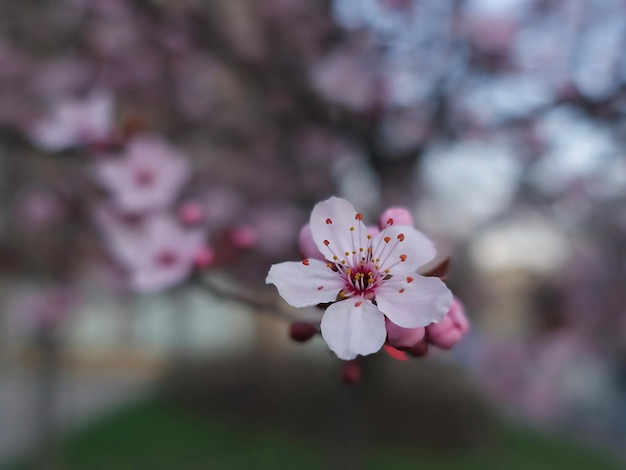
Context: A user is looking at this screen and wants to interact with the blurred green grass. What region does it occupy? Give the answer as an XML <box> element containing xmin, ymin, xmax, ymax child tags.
<box><xmin>6</xmin><ymin>397</ymin><xmax>622</xmax><ymax>470</ymax></box>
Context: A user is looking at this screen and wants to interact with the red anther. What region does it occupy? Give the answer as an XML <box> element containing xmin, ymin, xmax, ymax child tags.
<box><xmin>398</xmin><ymin>288</ymin><xmax>405</xmax><ymax>293</ymax></box>
<box><xmin>407</xmin><ymin>339</ymin><xmax>429</xmax><ymax>357</ymax></box>
<box><xmin>399</xmin><ymin>254</ymin><xmax>407</xmax><ymax>262</ymax></box>
<box><xmin>354</xmin><ymin>301</ymin><xmax>362</xmax><ymax>307</ymax></box>
<box><xmin>326</xmin><ymin>218</ymin><xmax>333</xmax><ymax>225</ymax></box>
<box><xmin>289</xmin><ymin>322</ymin><xmax>318</xmax><ymax>343</ymax></box>
<box><xmin>302</xmin><ymin>259</ymin><xmax>310</xmax><ymax>265</ymax></box>
<box><xmin>386</xmin><ymin>218</ymin><xmax>394</xmax><ymax>226</ymax></box>
<box><xmin>384</xmin><ymin>236</ymin><xmax>391</xmax><ymax>243</ymax></box>
<box><xmin>323</xmin><ymin>240</ymin><xmax>330</xmax><ymax>246</ymax></box>
<box><xmin>355</xmin><ymin>213</ymin><xmax>363</xmax><ymax>220</ymax></box>
<box><xmin>397</xmin><ymin>233</ymin><xmax>405</xmax><ymax>241</ymax></box>
<box><xmin>341</xmin><ymin>360</ymin><xmax>361</xmax><ymax>385</ymax></box>
<box><xmin>406</xmin><ymin>276</ymin><xmax>414</xmax><ymax>283</ymax></box>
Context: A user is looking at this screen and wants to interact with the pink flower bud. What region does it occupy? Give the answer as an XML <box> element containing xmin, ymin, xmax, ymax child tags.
<box><xmin>298</xmin><ymin>224</ymin><xmax>325</xmax><ymax>260</ymax></box>
<box><xmin>289</xmin><ymin>322</ymin><xmax>318</xmax><ymax>342</ymax></box>
<box><xmin>230</xmin><ymin>226</ymin><xmax>256</xmax><ymax>248</ymax></box>
<box><xmin>341</xmin><ymin>360</ymin><xmax>361</xmax><ymax>384</ymax></box>
<box><xmin>378</xmin><ymin>207</ymin><xmax>414</xmax><ymax>229</ymax></box>
<box><xmin>178</xmin><ymin>201</ymin><xmax>205</xmax><ymax>225</ymax></box>
<box><xmin>385</xmin><ymin>317</ymin><xmax>425</xmax><ymax>348</ymax></box>
<box><xmin>194</xmin><ymin>246</ymin><xmax>215</xmax><ymax>269</ymax></box>
<box><xmin>367</xmin><ymin>225</ymin><xmax>380</xmax><ymax>238</ymax></box>
<box><xmin>426</xmin><ymin>297</ymin><xmax>469</xmax><ymax>349</ymax></box>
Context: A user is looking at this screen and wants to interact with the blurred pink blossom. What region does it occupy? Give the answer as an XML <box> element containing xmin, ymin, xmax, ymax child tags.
<box><xmin>310</xmin><ymin>45</ymin><xmax>379</xmax><ymax>111</ymax></box>
<box><xmin>96</xmin><ymin>208</ymin><xmax>206</xmax><ymax>292</ymax></box>
<box><xmin>27</xmin><ymin>90</ymin><xmax>114</xmax><ymax>152</ymax></box>
<box><xmin>267</xmin><ymin>197</ymin><xmax>451</xmax><ymax>360</ymax></box>
<box><xmin>94</xmin><ymin>136</ymin><xmax>191</xmax><ymax>214</ymax></box>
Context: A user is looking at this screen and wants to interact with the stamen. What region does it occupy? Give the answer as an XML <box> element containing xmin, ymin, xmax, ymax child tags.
<box><xmin>406</xmin><ymin>276</ymin><xmax>414</xmax><ymax>283</ymax></box>
<box><xmin>399</xmin><ymin>254</ymin><xmax>407</xmax><ymax>262</ymax></box>
<box><xmin>387</xmin><ymin>218</ymin><xmax>394</xmax><ymax>226</ymax></box>
<box><xmin>326</xmin><ymin>218</ymin><xmax>332</xmax><ymax>224</ymax></box>
<box><xmin>397</xmin><ymin>233</ymin><xmax>405</xmax><ymax>241</ymax></box>
<box><xmin>355</xmin><ymin>213</ymin><xmax>363</xmax><ymax>220</ymax></box>
<box><xmin>384</xmin><ymin>236</ymin><xmax>391</xmax><ymax>243</ymax></box>
<box><xmin>317</xmin><ymin>286</ymin><xmax>324</xmax><ymax>290</ymax></box>
<box><xmin>355</xmin><ymin>301</ymin><xmax>362</xmax><ymax>307</ymax></box>
<box><xmin>302</xmin><ymin>259</ymin><xmax>310</xmax><ymax>265</ymax></box>
<box><xmin>399</xmin><ymin>288</ymin><xmax>405</xmax><ymax>293</ymax></box>
<box><xmin>324</xmin><ymin>240</ymin><xmax>330</xmax><ymax>246</ymax></box>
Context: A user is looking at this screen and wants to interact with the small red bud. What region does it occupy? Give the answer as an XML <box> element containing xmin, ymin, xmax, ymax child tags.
<box><xmin>289</xmin><ymin>322</ymin><xmax>317</xmax><ymax>342</ymax></box>
<box><xmin>194</xmin><ymin>247</ymin><xmax>215</xmax><ymax>269</ymax></box>
<box><xmin>341</xmin><ymin>360</ymin><xmax>361</xmax><ymax>384</ymax></box>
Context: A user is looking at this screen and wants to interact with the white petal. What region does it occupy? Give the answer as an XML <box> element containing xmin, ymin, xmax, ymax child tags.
<box><xmin>266</xmin><ymin>259</ymin><xmax>344</xmax><ymax>308</ymax></box>
<box><xmin>371</xmin><ymin>225</ymin><xmax>436</xmax><ymax>275</ymax></box>
<box><xmin>309</xmin><ymin>197</ymin><xmax>369</xmax><ymax>265</ymax></box>
<box><xmin>375</xmin><ymin>275</ymin><xmax>451</xmax><ymax>328</ymax></box>
<box><xmin>321</xmin><ymin>299</ymin><xmax>386</xmax><ymax>360</ymax></box>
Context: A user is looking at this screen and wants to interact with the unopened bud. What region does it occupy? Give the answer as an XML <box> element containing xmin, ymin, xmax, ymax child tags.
<box><xmin>194</xmin><ymin>246</ymin><xmax>215</xmax><ymax>269</ymax></box>
<box><xmin>289</xmin><ymin>322</ymin><xmax>318</xmax><ymax>343</ymax></box>
<box><xmin>341</xmin><ymin>360</ymin><xmax>361</xmax><ymax>384</ymax></box>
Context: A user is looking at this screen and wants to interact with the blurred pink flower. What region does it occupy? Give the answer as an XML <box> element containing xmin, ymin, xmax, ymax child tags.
<box><xmin>426</xmin><ymin>297</ymin><xmax>469</xmax><ymax>349</ymax></box>
<box><xmin>267</xmin><ymin>197</ymin><xmax>451</xmax><ymax>360</ymax></box>
<box><xmin>94</xmin><ymin>136</ymin><xmax>191</xmax><ymax>214</ymax></box>
<box><xmin>96</xmin><ymin>208</ymin><xmax>206</xmax><ymax>292</ymax></box>
<box><xmin>310</xmin><ymin>46</ymin><xmax>379</xmax><ymax>111</ymax></box>
<box><xmin>27</xmin><ymin>90</ymin><xmax>113</xmax><ymax>152</ymax></box>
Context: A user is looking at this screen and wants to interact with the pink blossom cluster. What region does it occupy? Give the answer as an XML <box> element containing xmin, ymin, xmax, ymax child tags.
<box><xmin>267</xmin><ymin>197</ymin><xmax>469</xmax><ymax>371</ymax></box>
<box><xmin>92</xmin><ymin>132</ymin><xmax>214</xmax><ymax>293</ymax></box>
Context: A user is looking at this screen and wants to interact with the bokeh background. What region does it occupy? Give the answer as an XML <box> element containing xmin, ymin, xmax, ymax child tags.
<box><xmin>1</xmin><ymin>0</ymin><xmax>626</xmax><ymax>468</ymax></box>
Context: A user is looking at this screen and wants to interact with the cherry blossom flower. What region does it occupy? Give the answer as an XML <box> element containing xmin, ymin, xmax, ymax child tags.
<box><xmin>96</xmin><ymin>208</ymin><xmax>206</xmax><ymax>292</ymax></box>
<box><xmin>94</xmin><ymin>136</ymin><xmax>191</xmax><ymax>214</ymax></box>
<box><xmin>27</xmin><ymin>90</ymin><xmax>113</xmax><ymax>152</ymax></box>
<box><xmin>267</xmin><ymin>197</ymin><xmax>452</xmax><ymax>360</ymax></box>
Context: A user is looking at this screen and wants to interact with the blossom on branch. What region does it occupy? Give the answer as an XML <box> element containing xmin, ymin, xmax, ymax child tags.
<box><xmin>96</xmin><ymin>208</ymin><xmax>207</xmax><ymax>293</ymax></box>
<box><xmin>267</xmin><ymin>196</ymin><xmax>452</xmax><ymax>360</ymax></box>
<box><xmin>94</xmin><ymin>136</ymin><xmax>191</xmax><ymax>214</ymax></box>
<box><xmin>27</xmin><ymin>90</ymin><xmax>113</xmax><ymax>152</ymax></box>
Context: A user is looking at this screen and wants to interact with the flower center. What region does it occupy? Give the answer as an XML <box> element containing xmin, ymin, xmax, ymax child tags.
<box><xmin>135</xmin><ymin>168</ymin><xmax>155</xmax><ymax>187</ymax></box>
<box><xmin>155</xmin><ymin>249</ymin><xmax>178</xmax><ymax>267</ymax></box>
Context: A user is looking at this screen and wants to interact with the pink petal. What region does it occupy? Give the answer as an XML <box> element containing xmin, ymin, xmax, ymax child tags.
<box><xmin>266</xmin><ymin>259</ymin><xmax>344</xmax><ymax>308</ymax></box>
<box><xmin>298</xmin><ymin>224</ymin><xmax>325</xmax><ymax>260</ymax></box>
<box><xmin>378</xmin><ymin>207</ymin><xmax>414</xmax><ymax>229</ymax></box>
<box><xmin>385</xmin><ymin>317</ymin><xmax>425</xmax><ymax>348</ymax></box>
<box><xmin>320</xmin><ymin>299</ymin><xmax>386</xmax><ymax>360</ymax></box>
<box><xmin>371</xmin><ymin>225</ymin><xmax>436</xmax><ymax>275</ymax></box>
<box><xmin>309</xmin><ymin>197</ymin><xmax>369</xmax><ymax>264</ymax></box>
<box><xmin>376</xmin><ymin>275</ymin><xmax>452</xmax><ymax>328</ymax></box>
